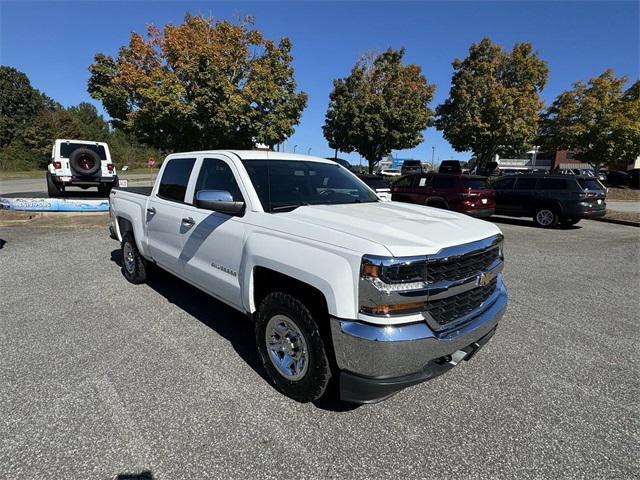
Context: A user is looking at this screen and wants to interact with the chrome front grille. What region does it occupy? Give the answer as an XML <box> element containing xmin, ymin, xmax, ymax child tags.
<box><xmin>425</xmin><ymin>277</ymin><xmax>498</xmax><ymax>328</ymax></box>
<box><xmin>427</xmin><ymin>245</ymin><xmax>500</xmax><ymax>284</ymax></box>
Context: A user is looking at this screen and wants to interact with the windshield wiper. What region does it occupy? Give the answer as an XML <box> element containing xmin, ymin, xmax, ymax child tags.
<box><xmin>271</xmin><ymin>202</ymin><xmax>311</xmax><ymax>212</ymax></box>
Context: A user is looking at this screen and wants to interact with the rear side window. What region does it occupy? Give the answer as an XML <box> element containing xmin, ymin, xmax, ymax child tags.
<box><xmin>393</xmin><ymin>176</ymin><xmax>414</xmax><ymax>188</ymax></box>
<box><xmin>492</xmin><ymin>178</ymin><xmax>515</xmax><ymax>190</ymax></box>
<box><xmin>514</xmin><ymin>178</ymin><xmax>537</xmax><ymax>190</ymax></box>
<box><xmin>462</xmin><ymin>179</ymin><xmax>488</xmax><ymax>189</ymax></box>
<box><xmin>59</xmin><ymin>142</ymin><xmax>107</xmax><ymax>160</ymax></box>
<box><xmin>538</xmin><ymin>178</ymin><xmax>568</xmax><ymax>190</ymax></box>
<box><xmin>195</xmin><ymin>159</ymin><xmax>244</xmax><ymax>202</ymax></box>
<box><xmin>578</xmin><ymin>179</ymin><xmax>604</xmax><ymax>191</ymax></box>
<box><xmin>432</xmin><ymin>176</ymin><xmax>455</xmax><ymax>189</ymax></box>
<box><xmin>158</xmin><ymin>158</ymin><xmax>196</xmax><ymax>202</ymax></box>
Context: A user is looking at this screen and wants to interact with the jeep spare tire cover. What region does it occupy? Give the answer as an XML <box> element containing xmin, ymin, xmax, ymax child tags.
<box><xmin>69</xmin><ymin>147</ymin><xmax>101</xmax><ymax>176</ymax></box>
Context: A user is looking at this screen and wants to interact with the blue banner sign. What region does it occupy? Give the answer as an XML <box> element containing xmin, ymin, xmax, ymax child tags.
<box><xmin>0</xmin><ymin>196</ymin><xmax>109</xmax><ymax>212</ymax></box>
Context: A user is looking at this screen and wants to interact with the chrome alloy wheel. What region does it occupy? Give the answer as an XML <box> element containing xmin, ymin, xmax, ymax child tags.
<box><xmin>123</xmin><ymin>242</ymin><xmax>135</xmax><ymax>274</ymax></box>
<box><xmin>265</xmin><ymin>314</ymin><xmax>309</xmax><ymax>380</ymax></box>
<box><xmin>536</xmin><ymin>209</ymin><xmax>555</xmax><ymax>226</ymax></box>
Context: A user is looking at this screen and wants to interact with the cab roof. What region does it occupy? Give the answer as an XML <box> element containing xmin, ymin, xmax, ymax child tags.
<box><xmin>167</xmin><ymin>150</ymin><xmax>334</xmax><ymax>164</ymax></box>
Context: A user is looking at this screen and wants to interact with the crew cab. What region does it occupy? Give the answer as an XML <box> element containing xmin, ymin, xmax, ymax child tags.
<box><xmin>47</xmin><ymin>139</ymin><xmax>117</xmax><ymax>197</ymax></box>
<box><xmin>109</xmin><ymin>151</ymin><xmax>507</xmax><ymax>404</ymax></box>
<box><xmin>391</xmin><ymin>173</ymin><xmax>495</xmax><ymax>218</ymax></box>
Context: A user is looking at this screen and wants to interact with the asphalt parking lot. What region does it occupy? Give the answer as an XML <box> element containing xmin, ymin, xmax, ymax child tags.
<box><xmin>1</xmin><ymin>217</ymin><xmax>638</xmax><ymax>479</ymax></box>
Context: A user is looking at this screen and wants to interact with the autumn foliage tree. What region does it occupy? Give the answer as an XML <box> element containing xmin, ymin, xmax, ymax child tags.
<box><xmin>538</xmin><ymin>69</ymin><xmax>640</xmax><ymax>172</ymax></box>
<box><xmin>436</xmin><ymin>38</ymin><xmax>548</xmax><ymax>168</ymax></box>
<box><xmin>88</xmin><ymin>13</ymin><xmax>307</xmax><ymax>151</ymax></box>
<box><xmin>323</xmin><ymin>49</ymin><xmax>435</xmax><ymax>173</ymax></box>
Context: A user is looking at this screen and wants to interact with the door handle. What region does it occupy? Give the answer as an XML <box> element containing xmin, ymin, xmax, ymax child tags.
<box><xmin>146</xmin><ymin>207</ymin><xmax>156</xmax><ymax>214</ymax></box>
<box><xmin>181</xmin><ymin>217</ymin><xmax>195</xmax><ymax>227</ymax></box>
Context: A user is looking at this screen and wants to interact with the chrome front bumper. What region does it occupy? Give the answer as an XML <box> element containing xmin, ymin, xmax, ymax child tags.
<box><xmin>330</xmin><ymin>276</ymin><xmax>507</xmax><ymax>379</ymax></box>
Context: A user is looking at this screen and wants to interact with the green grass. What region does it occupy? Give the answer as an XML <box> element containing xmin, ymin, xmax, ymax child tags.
<box><xmin>0</xmin><ymin>167</ymin><xmax>159</xmax><ymax>180</ymax></box>
<box><xmin>0</xmin><ymin>170</ymin><xmax>44</xmax><ymax>180</ymax></box>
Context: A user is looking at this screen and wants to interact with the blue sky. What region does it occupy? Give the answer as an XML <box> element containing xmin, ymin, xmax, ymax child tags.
<box><xmin>1</xmin><ymin>1</ymin><xmax>638</xmax><ymax>164</ymax></box>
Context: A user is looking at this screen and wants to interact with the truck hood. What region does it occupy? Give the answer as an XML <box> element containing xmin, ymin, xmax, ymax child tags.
<box><xmin>285</xmin><ymin>201</ymin><xmax>502</xmax><ymax>257</ymax></box>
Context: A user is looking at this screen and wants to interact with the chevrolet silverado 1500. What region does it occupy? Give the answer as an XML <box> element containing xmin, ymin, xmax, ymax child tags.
<box><xmin>109</xmin><ymin>151</ymin><xmax>507</xmax><ymax>403</ymax></box>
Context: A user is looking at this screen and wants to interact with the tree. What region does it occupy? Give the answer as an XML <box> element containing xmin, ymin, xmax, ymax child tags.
<box><xmin>435</xmin><ymin>38</ymin><xmax>548</xmax><ymax>167</ymax></box>
<box><xmin>0</xmin><ymin>66</ymin><xmax>55</xmax><ymax>147</ymax></box>
<box><xmin>67</xmin><ymin>102</ymin><xmax>110</xmax><ymax>141</ymax></box>
<box><xmin>539</xmin><ymin>70</ymin><xmax>640</xmax><ymax>172</ymax></box>
<box><xmin>323</xmin><ymin>49</ymin><xmax>435</xmax><ymax>173</ymax></box>
<box><xmin>88</xmin><ymin>13</ymin><xmax>307</xmax><ymax>151</ymax></box>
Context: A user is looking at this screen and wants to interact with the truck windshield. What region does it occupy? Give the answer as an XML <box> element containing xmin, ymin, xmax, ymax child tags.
<box><xmin>242</xmin><ymin>160</ymin><xmax>378</xmax><ymax>212</ymax></box>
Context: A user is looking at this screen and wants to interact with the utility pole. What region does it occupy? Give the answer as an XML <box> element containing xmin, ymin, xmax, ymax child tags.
<box><xmin>293</xmin><ymin>145</ymin><xmax>298</xmax><ymax>153</ymax></box>
<box><xmin>308</xmin><ymin>148</ymin><xmax>312</xmax><ymax>155</ymax></box>
<box><xmin>431</xmin><ymin>146</ymin><xmax>435</xmax><ymax>170</ymax></box>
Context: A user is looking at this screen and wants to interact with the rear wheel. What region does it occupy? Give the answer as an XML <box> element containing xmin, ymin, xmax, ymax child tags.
<box><xmin>255</xmin><ymin>292</ymin><xmax>332</xmax><ymax>403</ymax></box>
<box><xmin>533</xmin><ymin>207</ymin><xmax>559</xmax><ymax>228</ymax></box>
<box><xmin>46</xmin><ymin>172</ymin><xmax>62</xmax><ymax>197</ymax></box>
<box><xmin>121</xmin><ymin>232</ymin><xmax>147</xmax><ymax>284</ymax></box>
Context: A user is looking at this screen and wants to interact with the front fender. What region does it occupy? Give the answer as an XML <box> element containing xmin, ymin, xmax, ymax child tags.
<box><xmin>241</xmin><ymin>232</ymin><xmax>361</xmax><ymax>319</ymax></box>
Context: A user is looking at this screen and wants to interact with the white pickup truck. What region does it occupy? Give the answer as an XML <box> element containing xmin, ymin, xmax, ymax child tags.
<box><xmin>109</xmin><ymin>151</ymin><xmax>507</xmax><ymax>404</ymax></box>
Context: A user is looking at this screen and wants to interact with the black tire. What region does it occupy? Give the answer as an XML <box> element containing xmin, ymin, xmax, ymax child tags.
<box><xmin>561</xmin><ymin>217</ymin><xmax>581</xmax><ymax>226</ymax></box>
<box><xmin>46</xmin><ymin>172</ymin><xmax>62</xmax><ymax>197</ymax></box>
<box><xmin>533</xmin><ymin>206</ymin><xmax>560</xmax><ymax>228</ymax></box>
<box><xmin>255</xmin><ymin>292</ymin><xmax>332</xmax><ymax>403</ymax></box>
<box><xmin>121</xmin><ymin>232</ymin><xmax>147</xmax><ymax>284</ymax></box>
<box><xmin>98</xmin><ymin>177</ymin><xmax>116</xmax><ymax>197</ymax></box>
<box><xmin>69</xmin><ymin>147</ymin><xmax>101</xmax><ymax>176</ymax></box>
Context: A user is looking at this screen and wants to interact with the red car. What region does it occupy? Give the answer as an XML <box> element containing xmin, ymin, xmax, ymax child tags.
<box><xmin>391</xmin><ymin>173</ymin><xmax>495</xmax><ymax>218</ymax></box>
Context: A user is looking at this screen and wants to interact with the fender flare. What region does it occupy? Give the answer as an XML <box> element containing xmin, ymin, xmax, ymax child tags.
<box><xmin>241</xmin><ymin>232</ymin><xmax>359</xmax><ymax>319</ymax></box>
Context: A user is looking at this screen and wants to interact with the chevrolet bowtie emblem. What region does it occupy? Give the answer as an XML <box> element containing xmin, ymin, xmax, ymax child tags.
<box><xmin>477</xmin><ymin>270</ymin><xmax>496</xmax><ymax>287</ymax></box>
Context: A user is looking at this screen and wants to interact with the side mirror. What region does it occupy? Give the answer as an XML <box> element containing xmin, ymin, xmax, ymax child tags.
<box><xmin>195</xmin><ymin>190</ymin><xmax>245</xmax><ymax>215</ymax></box>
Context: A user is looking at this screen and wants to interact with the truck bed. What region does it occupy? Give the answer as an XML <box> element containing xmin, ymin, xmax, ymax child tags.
<box><xmin>113</xmin><ymin>186</ymin><xmax>153</xmax><ymax>196</ymax></box>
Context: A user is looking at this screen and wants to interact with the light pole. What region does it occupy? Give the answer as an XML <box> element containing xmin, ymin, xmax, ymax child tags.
<box><xmin>307</xmin><ymin>147</ymin><xmax>312</xmax><ymax>155</ymax></box>
<box><xmin>431</xmin><ymin>146</ymin><xmax>435</xmax><ymax>170</ymax></box>
<box><xmin>293</xmin><ymin>145</ymin><xmax>298</xmax><ymax>153</ymax></box>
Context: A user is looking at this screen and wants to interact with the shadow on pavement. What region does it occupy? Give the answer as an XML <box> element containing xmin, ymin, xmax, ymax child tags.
<box><xmin>110</xmin><ymin>249</ymin><xmax>357</xmax><ymax>412</ymax></box>
<box><xmin>0</xmin><ymin>239</ymin><xmax>5</xmax><ymax>249</ymax></box>
<box><xmin>490</xmin><ymin>215</ymin><xmax>582</xmax><ymax>230</ymax></box>
<box><xmin>115</xmin><ymin>471</ymin><xmax>154</xmax><ymax>480</ymax></box>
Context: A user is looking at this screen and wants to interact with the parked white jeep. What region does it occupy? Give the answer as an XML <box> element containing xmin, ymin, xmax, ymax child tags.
<box><xmin>46</xmin><ymin>139</ymin><xmax>117</xmax><ymax>197</ymax></box>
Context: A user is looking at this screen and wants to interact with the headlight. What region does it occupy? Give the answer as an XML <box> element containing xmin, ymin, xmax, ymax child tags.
<box><xmin>361</xmin><ymin>255</ymin><xmax>429</xmax><ymax>292</ymax></box>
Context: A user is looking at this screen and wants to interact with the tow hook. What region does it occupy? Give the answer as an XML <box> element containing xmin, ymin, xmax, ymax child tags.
<box><xmin>434</xmin><ymin>341</ymin><xmax>482</xmax><ymax>366</ymax></box>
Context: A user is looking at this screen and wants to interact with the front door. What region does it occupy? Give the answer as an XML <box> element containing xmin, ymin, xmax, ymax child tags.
<box><xmin>179</xmin><ymin>157</ymin><xmax>248</xmax><ymax>309</ymax></box>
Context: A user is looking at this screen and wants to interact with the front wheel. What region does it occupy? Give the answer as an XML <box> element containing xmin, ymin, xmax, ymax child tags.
<box><xmin>255</xmin><ymin>292</ymin><xmax>333</xmax><ymax>403</ymax></box>
<box><xmin>534</xmin><ymin>207</ymin><xmax>559</xmax><ymax>228</ymax></box>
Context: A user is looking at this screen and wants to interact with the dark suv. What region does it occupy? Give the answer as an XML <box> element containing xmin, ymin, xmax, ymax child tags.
<box><xmin>401</xmin><ymin>160</ymin><xmax>423</xmax><ymax>175</ymax></box>
<box><xmin>492</xmin><ymin>175</ymin><xmax>606</xmax><ymax>227</ymax></box>
<box><xmin>391</xmin><ymin>173</ymin><xmax>495</xmax><ymax>218</ymax></box>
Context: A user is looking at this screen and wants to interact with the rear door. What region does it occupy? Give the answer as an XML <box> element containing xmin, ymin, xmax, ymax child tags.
<box><xmin>179</xmin><ymin>156</ymin><xmax>248</xmax><ymax>309</ymax></box>
<box><xmin>511</xmin><ymin>177</ymin><xmax>539</xmax><ymax>215</ymax></box>
<box><xmin>492</xmin><ymin>177</ymin><xmax>516</xmax><ymax>214</ymax></box>
<box><xmin>431</xmin><ymin>175</ymin><xmax>455</xmax><ymax>206</ymax></box>
<box><xmin>390</xmin><ymin>175</ymin><xmax>418</xmax><ymax>203</ymax></box>
<box><xmin>146</xmin><ymin>157</ymin><xmax>197</xmax><ymax>274</ymax></box>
